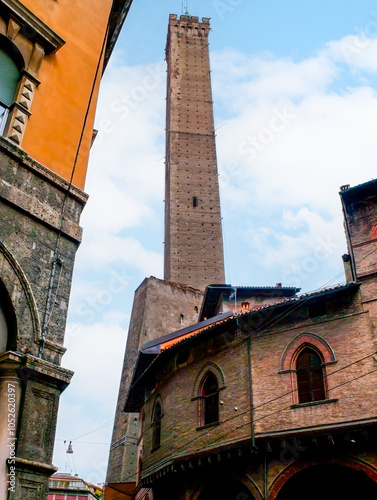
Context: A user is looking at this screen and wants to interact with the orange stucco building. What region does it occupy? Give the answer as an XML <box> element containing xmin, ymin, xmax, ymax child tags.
<box><xmin>0</xmin><ymin>0</ymin><xmax>129</xmax><ymax>189</ymax></box>
<box><xmin>19</xmin><ymin>0</ymin><xmax>113</xmax><ymax>188</ymax></box>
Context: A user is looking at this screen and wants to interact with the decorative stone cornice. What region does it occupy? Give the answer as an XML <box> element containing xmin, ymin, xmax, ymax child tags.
<box><xmin>0</xmin><ymin>136</ymin><xmax>88</xmax><ymax>204</ymax></box>
<box><xmin>24</xmin><ymin>354</ymin><xmax>74</xmax><ymax>390</ymax></box>
<box><xmin>14</xmin><ymin>456</ymin><xmax>57</xmax><ymax>476</ymax></box>
<box><xmin>0</xmin><ymin>0</ymin><xmax>65</xmax><ymax>53</ymax></box>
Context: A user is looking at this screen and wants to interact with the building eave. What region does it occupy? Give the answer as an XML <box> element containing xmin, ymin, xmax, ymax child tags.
<box><xmin>104</xmin><ymin>0</ymin><xmax>133</xmax><ymax>70</ymax></box>
<box><xmin>125</xmin><ymin>282</ymin><xmax>360</xmax><ymax>412</ymax></box>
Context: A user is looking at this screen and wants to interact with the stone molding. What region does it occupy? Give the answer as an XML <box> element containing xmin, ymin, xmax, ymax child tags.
<box><xmin>0</xmin><ymin>136</ymin><xmax>88</xmax><ymax>204</ymax></box>
<box><xmin>0</xmin><ymin>1</ymin><xmax>65</xmax><ymax>144</ymax></box>
<box><xmin>24</xmin><ymin>354</ymin><xmax>73</xmax><ymax>389</ymax></box>
<box><xmin>0</xmin><ymin>176</ymin><xmax>83</xmax><ymax>242</ymax></box>
<box><xmin>0</xmin><ymin>0</ymin><xmax>65</xmax><ymax>53</ymax></box>
<box><xmin>191</xmin><ymin>361</ymin><xmax>226</xmax><ymax>399</ymax></box>
<box><xmin>279</xmin><ymin>332</ymin><xmax>336</xmax><ymax>374</ymax></box>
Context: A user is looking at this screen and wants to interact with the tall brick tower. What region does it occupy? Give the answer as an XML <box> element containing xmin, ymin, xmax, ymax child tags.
<box><xmin>164</xmin><ymin>14</ymin><xmax>225</xmax><ymax>290</ymax></box>
<box><xmin>106</xmin><ymin>14</ymin><xmax>227</xmax><ymax>494</ymax></box>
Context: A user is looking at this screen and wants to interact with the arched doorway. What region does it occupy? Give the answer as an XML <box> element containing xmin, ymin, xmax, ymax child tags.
<box><xmin>198</xmin><ymin>479</ymin><xmax>255</xmax><ymax>500</ymax></box>
<box><xmin>276</xmin><ymin>464</ymin><xmax>377</xmax><ymax>500</ymax></box>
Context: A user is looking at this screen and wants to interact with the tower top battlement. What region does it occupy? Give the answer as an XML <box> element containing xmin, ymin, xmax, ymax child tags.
<box><xmin>169</xmin><ymin>13</ymin><xmax>210</xmax><ymax>24</ymax></box>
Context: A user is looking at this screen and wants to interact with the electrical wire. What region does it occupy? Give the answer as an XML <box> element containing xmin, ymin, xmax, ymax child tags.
<box><xmin>202</xmin><ymin>367</ymin><xmax>377</xmax><ymax>452</ymax></box>
<box><xmin>114</xmin><ymin>354</ymin><xmax>377</xmax><ymax>485</ymax></box>
<box><xmin>144</xmin><ymin>351</ymin><xmax>377</xmax><ymax>460</ymax></box>
<box><xmin>72</xmin><ymin>419</ymin><xmax>115</xmax><ymax>441</ymax></box>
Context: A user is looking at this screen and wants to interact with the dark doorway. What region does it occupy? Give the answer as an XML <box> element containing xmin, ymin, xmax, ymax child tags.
<box><xmin>276</xmin><ymin>464</ymin><xmax>377</xmax><ymax>500</ymax></box>
<box><xmin>198</xmin><ymin>479</ymin><xmax>254</xmax><ymax>500</ymax></box>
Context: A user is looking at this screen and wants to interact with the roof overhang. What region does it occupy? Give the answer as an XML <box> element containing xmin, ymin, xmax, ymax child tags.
<box><xmin>125</xmin><ymin>282</ymin><xmax>360</xmax><ymax>413</ymax></box>
<box><xmin>199</xmin><ymin>284</ymin><xmax>300</xmax><ymax>321</ymax></box>
<box><xmin>105</xmin><ymin>0</ymin><xmax>133</xmax><ymax>69</ymax></box>
<box><xmin>104</xmin><ymin>482</ymin><xmax>136</xmax><ymax>499</ymax></box>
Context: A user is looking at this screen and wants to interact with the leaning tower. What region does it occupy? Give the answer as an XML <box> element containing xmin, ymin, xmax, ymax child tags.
<box><xmin>106</xmin><ymin>13</ymin><xmax>225</xmax><ymax>494</ymax></box>
<box><xmin>164</xmin><ymin>14</ymin><xmax>225</xmax><ymax>290</ymax></box>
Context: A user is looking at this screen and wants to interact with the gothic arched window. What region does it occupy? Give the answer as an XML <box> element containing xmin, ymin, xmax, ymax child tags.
<box><xmin>297</xmin><ymin>348</ymin><xmax>326</xmax><ymax>403</ymax></box>
<box><xmin>201</xmin><ymin>372</ymin><xmax>219</xmax><ymax>426</ymax></box>
<box><xmin>152</xmin><ymin>398</ymin><xmax>163</xmax><ymax>450</ymax></box>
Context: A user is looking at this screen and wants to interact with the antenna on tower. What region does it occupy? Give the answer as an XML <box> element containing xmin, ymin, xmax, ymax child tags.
<box><xmin>182</xmin><ymin>0</ymin><xmax>189</xmax><ymax>14</ymax></box>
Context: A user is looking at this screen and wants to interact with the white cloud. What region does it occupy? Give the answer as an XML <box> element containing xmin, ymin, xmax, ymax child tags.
<box><xmin>212</xmin><ymin>34</ymin><xmax>377</xmax><ymax>288</ymax></box>
<box><xmin>77</xmin><ymin>234</ymin><xmax>162</xmax><ymax>275</ymax></box>
<box><xmin>57</xmin><ymin>31</ymin><xmax>377</xmax><ymax>482</ymax></box>
<box><xmin>326</xmin><ymin>35</ymin><xmax>377</xmax><ymax>72</ymax></box>
<box><xmin>55</xmin><ymin>322</ymin><xmax>128</xmax><ymax>482</ymax></box>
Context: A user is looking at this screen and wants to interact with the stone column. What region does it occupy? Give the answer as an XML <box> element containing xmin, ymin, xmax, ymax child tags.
<box><xmin>0</xmin><ymin>353</ymin><xmax>23</xmax><ymax>500</ymax></box>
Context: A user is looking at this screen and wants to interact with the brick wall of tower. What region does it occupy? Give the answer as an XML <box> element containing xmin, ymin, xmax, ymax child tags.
<box><xmin>164</xmin><ymin>14</ymin><xmax>225</xmax><ymax>291</ymax></box>
<box><xmin>106</xmin><ymin>277</ymin><xmax>203</xmax><ymax>485</ymax></box>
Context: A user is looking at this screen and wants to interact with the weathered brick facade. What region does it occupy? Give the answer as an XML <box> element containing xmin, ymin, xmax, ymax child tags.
<box><xmin>124</xmin><ymin>179</ymin><xmax>377</xmax><ymax>499</ymax></box>
<box><xmin>106</xmin><ymin>278</ymin><xmax>203</xmax><ymax>486</ymax></box>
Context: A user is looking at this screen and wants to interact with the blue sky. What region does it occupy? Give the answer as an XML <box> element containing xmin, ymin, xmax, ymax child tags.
<box><xmin>53</xmin><ymin>1</ymin><xmax>377</xmax><ymax>485</ymax></box>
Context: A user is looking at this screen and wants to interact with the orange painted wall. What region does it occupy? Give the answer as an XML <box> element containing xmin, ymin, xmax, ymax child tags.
<box><xmin>19</xmin><ymin>0</ymin><xmax>113</xmax><ymax>190</ymax></box>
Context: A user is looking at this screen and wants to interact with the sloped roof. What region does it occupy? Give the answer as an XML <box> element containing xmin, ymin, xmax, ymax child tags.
<box><xmin>125</xmin><ymin>281</ymin><xmax>360</xmax><ymax>412</ymax></box>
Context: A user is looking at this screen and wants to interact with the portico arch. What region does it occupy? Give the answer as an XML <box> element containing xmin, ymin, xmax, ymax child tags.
<box><xmin>0</xmin><ymin>241</ymin><xmax>41</xmax><ymax>352</ymax></box>
<box><xmin>270</xmin><ymin>457</ymin><xmax>377</xmax><ymax>500</ymax></box>
<box><xmin>192</xmin><ymin>476</ymin><xmax>260</xmax><ymax>500</ymax></box>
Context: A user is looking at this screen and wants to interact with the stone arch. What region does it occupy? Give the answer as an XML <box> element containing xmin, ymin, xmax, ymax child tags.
<box><xmin>0</xmin><ymin>278</ymin><xmax>17</xmax><ymax>352</ymax></box>
<box><xmin>269</xmin><ymin>456</ymin><xmax>377</xmax><ymax>500</ymax></box>
<box><xmin>192</xmin><ymin>361</ymin><xmax>225</xmax><ymax>399</ymax></box>
<box><xmin>191</xmin><ymin>474</ymin><xmax>262</xmax><ymax>500</ymax></box>
<box><xmin>0</xmin><ymin>241</ymin><xmax>41</xmax><ymax>352</ymax></box>
<box><xmin>0</xmin><ymin>34</ymin><xmax>25</xmax><ymax>71</ymax></box>
<box><xmin>151</xmin><ymin>394</ymin><xmax>164</xmax><ymax>423</ymax></box>
<box><xmin>279</xmin><ymin>332</ymin><xmax>336</xmax><ymax>373</ymax></box>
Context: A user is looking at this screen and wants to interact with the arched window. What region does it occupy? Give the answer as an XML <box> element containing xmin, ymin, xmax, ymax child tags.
<box><xmin>0</xmin><ymin>44</ymin><xmax>21</xmax><ymax>135</ymax></box>
<box><xmin>296</xmin><ymin>348</ymin><xmax>326</xmax><ymax>403</ymax></box>
<box><xmin>152</xmin><ymin>399</ymin><xmax>163</xmax><ymax>449</ymax></box>
<box><xmin>201</xmin><ymin>372</ymin><xmax>219</xmax><ymax>426</ymax></box>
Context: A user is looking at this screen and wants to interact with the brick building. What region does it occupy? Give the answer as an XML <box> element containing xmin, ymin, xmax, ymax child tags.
<box><xmin>0</xmin><ymin>1</ymin><xmax>132</xmax><ymax>499</ymax></box>
<box><xmin>107</xmin><ymin>12</ymin><xmax>377</xmax><ymax>500</ymax></box>
<box><xmin>125</xmin><ymin>179</ymin><xmax>377</xmax><ymax>499</ymax></box>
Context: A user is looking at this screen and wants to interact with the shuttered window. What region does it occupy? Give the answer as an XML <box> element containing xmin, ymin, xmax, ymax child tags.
<box><xmin>0</xmin><ymin>47</ymin><xmax>20</xmax><ymax>108</ymax></box>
